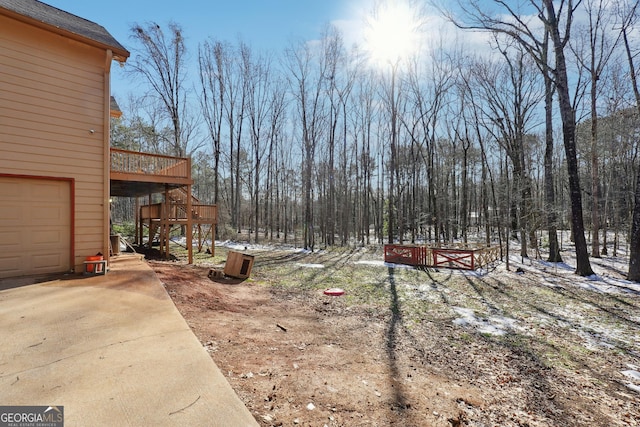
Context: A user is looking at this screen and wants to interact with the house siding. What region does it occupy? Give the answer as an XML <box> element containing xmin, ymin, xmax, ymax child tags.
<box><xmin>0</xmin><ymin>14</ymin><xmax>108</xmax><ymax>273</ymax></box>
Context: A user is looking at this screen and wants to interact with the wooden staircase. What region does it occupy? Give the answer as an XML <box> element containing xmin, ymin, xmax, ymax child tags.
<box><xmin>110</xmin><ymin>148</ymin><xmax>217</xmax><ymax>262</ymax></box>
<box><xmin>142</xmin><ymin>188</ymin><xmax>217</xmax><ymax>256</ymax></box>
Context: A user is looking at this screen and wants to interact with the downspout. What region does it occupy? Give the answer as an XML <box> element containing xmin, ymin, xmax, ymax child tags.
<box><xmin>104</xmin><ymin>49</ymin><xmax>113</xmax><ymax>266</ymax></box>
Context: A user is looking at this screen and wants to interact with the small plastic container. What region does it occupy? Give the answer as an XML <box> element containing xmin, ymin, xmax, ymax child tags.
<box><xmin>85</xmin><ymin>255</ymin><xmax>104</xmax><ymax>273</ymax></box>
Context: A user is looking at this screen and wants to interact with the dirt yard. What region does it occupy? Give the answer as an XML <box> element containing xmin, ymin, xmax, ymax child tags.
<box><xmin>150</xmin><ymin>244</ymin><xmax>640</xmax><ymax>427</ymax></box>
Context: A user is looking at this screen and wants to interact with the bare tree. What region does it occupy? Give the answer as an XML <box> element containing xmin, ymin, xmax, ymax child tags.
<box><xmin>446</xmin><ymin>0</ymin><xmax>594</xmax><ymax>275</ymax></box>
<box><xmin>201</xmin><ymin>40</ymin><xmax>248</xmax><ymax>231</ymax></box>
<box><xmin>245</xmin><ymin>50</ymin><xmax>273</xmax><ymax>243</ymax></box>
<box><xmin>264</xmin><ymin>76</ymin><xmax>288</xmax><ymax>241</ymax></box>
<box><xmin>285</xmin><ymin>39</ymin><xmax>329</xmax><ymax>250</ymax></box>
<box><xmin>543</xmin><ymin>0</ymin><xmax>593</xmax><ymax>274</ymax></box>
<box><xmin>404</xmin><ymin>41</ymin><xmax>457</xmax><ymax>245</ymax></box>
<box><xmin>377</xmin><ymin>60</ymin><xmax>405</xmax><ymax>244</ymax></box>
<box><xmin>571</xmin><ymin>0</ymin><xmax>621</xmax><ymax>257</ymax></box>
<box><xmin>540</xmin><ymin>28</ymin><xmax>563</xmax><ymax>263</ymax></box>
<box><xmin>198</xmin><ymin>40</ymin><xmax>225</xmax><ymax>210</ymax></box>
<box><xmin>470</xmin><ymin>45</ymin><xmax>542</xmax><ymax>258</ymax></box>
<box><xmin>128</xmin><ymin>22</ymin><xmax>190</xmax><ymax>157</ymax></box>
<box><xmin>322</xmin><ymin>26</ymin><xmax>342</xmax><ymax>247</ymax></box>
<box><xmin>335</xmin><ymin>46</ymin><xmax>359</xmax><ymax>246</ymax></box>
<box><xmin>619</xmin><ymin>0</ymin><xmax>640</xmax><ymax>280</ymax></box>
<box><xmin>457</xmin><ymin>62</ymin><xmax>503</xmax><ymax>250</ymax></box>
<box><xmin>352</xmin><ymin>69</ymin><xmax>378</xmax><ymax>245</ymax></box>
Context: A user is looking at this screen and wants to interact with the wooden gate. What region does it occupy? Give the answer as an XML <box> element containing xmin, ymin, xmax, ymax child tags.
<box><xmin>384</xmin><ymin>244</ymin><xmax>500</xmax><ymax>270</ymax></box>
<box><xmin>384</xmin><ymin>245</ymin><xmax>431</xmax><ymax>266</ymax></box>
<box><xmin>432</xmin><ymin>248</ymin><xmax>475</xmax><ymax>269</ymax></box>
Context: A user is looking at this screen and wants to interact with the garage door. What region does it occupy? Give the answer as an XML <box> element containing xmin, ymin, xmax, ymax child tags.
<box><xmin>0</xmin><ymin>177</ymin><xmax>71</xmax><ymax>279</ymax></box>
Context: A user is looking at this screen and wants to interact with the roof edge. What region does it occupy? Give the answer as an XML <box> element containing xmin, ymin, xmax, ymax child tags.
<box><xmin>0</xmin><ymin>5</ymin><xmax>129</xmax><ymax>62</ymax></box>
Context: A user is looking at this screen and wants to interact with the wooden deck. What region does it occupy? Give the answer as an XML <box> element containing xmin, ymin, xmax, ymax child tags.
<box><xmin>110</xmin><ymin>148</ymin><xmax>191</xmax><ymax>181</ymax></box>
<box><xmin>109</xmin><ymin>148</ymin><xmax>217</xmax><ymax>261</ymax></box>
<box><xmin>110</xmin><ymin>148</ymin><xmax>192</xmax><ymax>197</ymax></box>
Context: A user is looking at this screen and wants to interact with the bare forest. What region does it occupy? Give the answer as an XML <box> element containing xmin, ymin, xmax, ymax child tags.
<box><xmin>110</xmin><ymin>0</ymin><xmax>640</xmax><ymax>279</ymax></box>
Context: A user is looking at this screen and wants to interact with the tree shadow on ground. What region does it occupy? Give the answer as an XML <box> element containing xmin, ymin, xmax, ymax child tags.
<box><xmin>385</xmin><ymin>266</ymin><xmax>411</xmax><ymax>419</ymax></box>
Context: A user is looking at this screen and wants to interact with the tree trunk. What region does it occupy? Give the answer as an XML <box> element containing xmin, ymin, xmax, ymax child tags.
<box><xmin>629</xmin><ymin>168</ymin><xmax>640</xmax><ymax>280</ymax></box>
<box><xmin>623</xmin><ymin>24</ymin><xmax>640</xmax><ymax>281</ymax></box>
<box><xmin>545</xmin><ymin>0</ymin><xmax>593</xmax><ymax>276</ymax></box>
<box><xmin>544</xmin><ymin>71</ymin><xmax>562</xmax><ymax>262</ymax></box>
<box><xmin>388</xmin><ymin>65</ymin><xmax>398</xmax><ymax>244</ymax></box>
<box><xmin>590</xmin><ymin>76</ymin><xmax>601</xmax><ymax>257</ymax></box>
<box><xmin>461</xmin><ymin>139</ymin><xmax>470</xmax><ymax>244</ymax></box>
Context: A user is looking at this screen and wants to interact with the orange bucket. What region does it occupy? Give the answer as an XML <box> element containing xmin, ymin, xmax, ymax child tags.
<box><xmin>85</xmin><ymin>255</ymin><xmax>104</xmax><ymax>273</ymax></box>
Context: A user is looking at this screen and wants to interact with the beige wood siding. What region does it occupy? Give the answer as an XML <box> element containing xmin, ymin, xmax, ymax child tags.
<box><xmin>0</xmin><ymin>14</ymin><xmax>108</xmax><ymax>275</ymax></box>
<box><xmin>0</xmin><ymin>177</ymin><xmax>71</xmax><ymax>278</ymax></box>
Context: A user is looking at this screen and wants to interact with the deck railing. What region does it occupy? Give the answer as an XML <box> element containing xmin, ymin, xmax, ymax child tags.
<box><xmin>110</xmin><ymin>148</ymin><xmax>190</xmax><ymax>179</ymax></box>
<box><xmin>384</xmin><ymin>244</ymin><xmax>501</xmax><ymax>270</ymax></box>
<box><xmin>384</xmin><ymin>245</ymin><xmax>431</xmax><ymax>267</ymax></box>
<box><xmin>140</xmin><ymin>202</ymin><xmax>217</xmax><ymax>223</ymax></box>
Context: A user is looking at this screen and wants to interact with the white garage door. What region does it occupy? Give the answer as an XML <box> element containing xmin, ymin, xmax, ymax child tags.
<box><xmin>0</xmin><ymin>177</ymin><xmax>71</xmax><ymax>279</ymax></box>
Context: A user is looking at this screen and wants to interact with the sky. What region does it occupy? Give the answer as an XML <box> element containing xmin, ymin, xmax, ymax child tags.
<box><xmin>42</xmin><ymin>0</ymin><xmax>398</xmax><ymax>99</ymax></box>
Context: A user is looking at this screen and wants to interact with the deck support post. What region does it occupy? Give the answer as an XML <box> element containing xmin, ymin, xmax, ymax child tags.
<box><xmin>163</xmin><ymin>185</ymin><xmax>170</xmax><ymax>259</ymax></box>
<box><xmin>187</xmin><ymin>182</ymin><xmax>193</xmax><ymax>264</ymax></box>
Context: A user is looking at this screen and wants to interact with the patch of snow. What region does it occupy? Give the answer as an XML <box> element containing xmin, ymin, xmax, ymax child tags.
<box><xmin>536</xmin><ymin>260</ymin><xmax>574</xmax><ymax>271</ymax></box>
<box><xmin>625</xmin><ymin>383</ymin><xmax>640</xmax><ymax>393</ymax></box>
<box><xmin>216</xmin><ymin>240</ymin><xmax>307</xmax><ymax>253</ymax></box>
<box><xmin>452</xmin><ymin>307</ymin><xmax>518</xmax><ymax>336</ymax></box>
<box><xmin>621</xmin><ymin>370</ymin><xmax>640</xmax><ymax>381</ymax></box>
<box><xmin>452</xmin><ymin>308</ymin><xmax>475</xmax><ymax>327</ymax></box>
<box><xmin>355</xmin><ymin>260</ymin><xmax>387</xmax><ymax>267</ymax></box>
<box><xmin>564</xmin><ymin>273</ymin><xmax>640</xmax><ymax>294</ymax></box>
<box><xmin>580</xmin><ymin>332</ymin><xmax>617</xmax><ymax>351</ymax></box>
<box><xmin>224</xmin><ymin>242</ymin><xmax>251</xmax><ymax>251</ymax></box>
<box><xmin>170</xmin><ymin>236</ymin><xmax>187</xmax><ymax>245</ymax></box>
<box><xmin>532</xmin><ymin>263</ymin><xmax>640</xmax><ymax>295</ymax></box>
<box><xmin>416</xmin><ymin>283</ymin><xmax>436</xmax><ymax>292</ymax></box>
<box><xmin>568</xmin><ymin>315</ymin><xmax>634</xmax><ymax>352</ymax></box>
<box><xmin>498</xmin><ymin>248</ymin><xmax>640</xmax><ymax>295</ymax></box>
<box><xmin>295</xmin><ymin>263</ymin><xmax>325</xmax><ymax>269</ymax></box>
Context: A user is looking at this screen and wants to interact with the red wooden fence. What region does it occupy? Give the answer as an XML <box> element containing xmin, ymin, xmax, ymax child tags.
<box><xmin>384</xmin><ymin>244</ymin><xmax>500</xmax><ymax>270</ymax></box>
<box><xmin>384</xmin><ymin>245</ymin><xmax>431</xmax><ymax>266</ymax></box>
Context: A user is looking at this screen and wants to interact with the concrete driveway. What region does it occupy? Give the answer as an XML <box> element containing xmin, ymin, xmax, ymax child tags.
<box><xmin>0</xmin><ymin>255</ymin><xmax>258</xmax><ymax>426</ymax></box>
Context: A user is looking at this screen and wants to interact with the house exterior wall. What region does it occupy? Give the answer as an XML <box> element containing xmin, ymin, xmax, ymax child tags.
<box><xmin>0</xmin><ymin>13</ymin><xmax>110</xmax><ymax>274</ymax></box>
